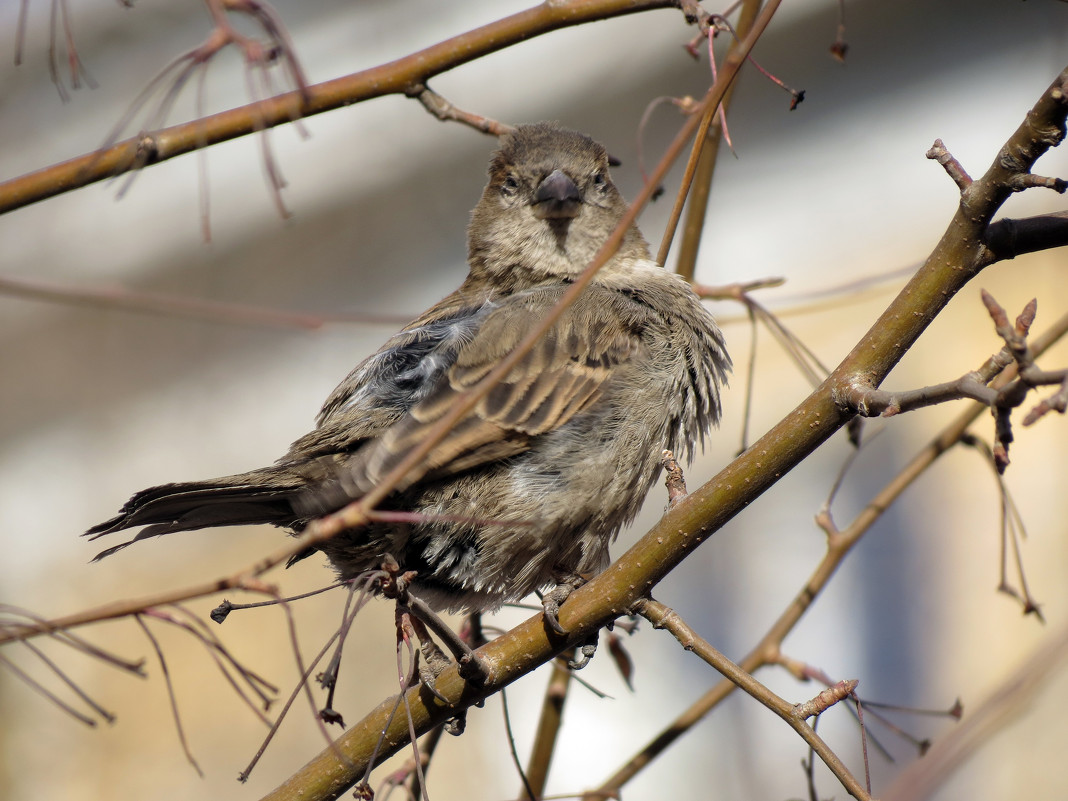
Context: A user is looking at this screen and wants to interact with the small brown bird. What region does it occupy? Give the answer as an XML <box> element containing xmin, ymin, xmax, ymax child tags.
<box><xmin>87</xmin><ymin>122</ymin><xmax>730</xmax><ymax>627</ymax></box>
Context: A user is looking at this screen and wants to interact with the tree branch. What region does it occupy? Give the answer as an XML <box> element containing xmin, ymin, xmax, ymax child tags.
<box><xmin>984</xmin><ymin>210</ymin><xmax>1068</xmax><ymax>261</ymax></box>
<box><xmin>591</xmin><ymin>306</ymin><xmax>1068</xmax><ymax>799</ymax></box>
<box><xmin>636</xmin><ymin>598</ymin><xmax>869</xmax><ymax>801</ymax></box>
<box><xmin>0</xmin><ymin>0</ymin><xmax>681</xmax><ymax>215</ymax></box>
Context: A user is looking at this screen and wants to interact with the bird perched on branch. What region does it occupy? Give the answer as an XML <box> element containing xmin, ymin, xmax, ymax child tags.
<box><xmin>87</xmin><ymin>122</ymin><xmax>730</xmax><ymax>631</ymax></box>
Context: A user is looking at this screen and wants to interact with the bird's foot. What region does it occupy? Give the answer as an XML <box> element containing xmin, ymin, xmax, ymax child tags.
<box><xmin>393</xmin><ymin>609</ymin><xmax>473</xmax><ymax>736</ymax></box>
<box><xmin>380</xmin><ymin>558</ymin><xmax>490</xmax><ymax>686</ymax></box>
<box><xmin>395</xmin><ymin>607</ymin><xmax>449</xmax><ymax>703</ymax></box>
<box><xmin>541</xmin><ymin>575</ymin><xmax>587</xmax><ymax>636</ymax></box>
<box><xmin>567</xmin><ymin>630</ymin><xmax>599</xmax><ymax>671</ymax></box>
<box><xmin>404</xmin><ymin>592</ymin><xmax>491</xmax><ymax>686</ymax></box>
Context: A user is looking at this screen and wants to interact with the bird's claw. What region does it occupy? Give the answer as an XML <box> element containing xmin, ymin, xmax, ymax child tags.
<box><xmin>444</xmin><ymin>710</ymin><xmax>467</xmax><ymax>736</ymax></box>
<box><xmin>567</xmin><ymin>630</ymin><xmax>599</xmax><ymax>671</ymax></box>
<box><xmin>542</xmin><ymin>582</ymin><xmax>579</xmax><ymax>636</ymax></box>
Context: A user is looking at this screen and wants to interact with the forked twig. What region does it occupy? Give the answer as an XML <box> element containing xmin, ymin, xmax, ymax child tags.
<box><xmin>634</xmin><ymin>597</ymin><xmax>870</xmax><ymax>801</ymax></box>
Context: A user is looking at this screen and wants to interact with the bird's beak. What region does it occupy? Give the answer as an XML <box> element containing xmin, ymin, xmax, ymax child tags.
<box><xmin>532</xmin><ymin>169</ymin><xmax>582</xmax><ymax>220</ymax></box>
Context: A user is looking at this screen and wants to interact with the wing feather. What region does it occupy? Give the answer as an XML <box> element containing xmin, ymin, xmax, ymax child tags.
<box><xmin>298</xmin><ymin>286</ymin><xmax>644</xmax><ymax>511</ymax></box>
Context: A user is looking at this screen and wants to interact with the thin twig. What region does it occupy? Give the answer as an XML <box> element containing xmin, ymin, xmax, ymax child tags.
<box><xmin>0</xmin><ymin>652</ymin><xmax>99</xmax><ymax>726</ymax></box>
<box><xmin>18</xmin><ymin>639</ymin><xmax>117</xmax><ymax>723</ymax></box>
<box><xmin>502</xmin><ymin>687</ymin><xmax>538</xmax><ymax>801</ymax></box>
<box><xmin>635</xmin><ymin>598</ymin><xmax>871</xmax><ymax>801</ymax></box>
<box><xmin>413</xmin><ymin>85</ymin><xmax>511</xmax><ymax>135</ymax></box>
<box><xmin>1</xmin><ymin>0</ymin><xmax>683</xmax><ymax>215</ymax></box>
<box><xmin>883</xmin><ymin>621</ymin><xmax>1068</xmax><ymax>801</ymax></box>
<box><xmin>590</xmin><ymin>309</ymin><xmax>1068</xmax><ymax>798</ymax></box>
<box><xmin>0</xmin><ymin>274</ymin><xmax>409</xmax><ymax>329</ymax></box>
<box><xmin>134</xmin><ymin>614</ymin><xmax>204</xmax><ymax>776</ymax></box>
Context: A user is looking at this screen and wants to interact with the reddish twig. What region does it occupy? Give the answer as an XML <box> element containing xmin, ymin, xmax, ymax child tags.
<box><xmin>793</xmin><ymin>679</ymin><xmax>859</xmax><ymax>719</ymax></box>
<box><xmin>412</xmin><ymin>86</ymin><xmax>512</xmax><ymax>136</ymax></box>
<box><xmin>829</xmin><ymin>0</ymin><xmax>849</xmax><ymax>62</ymax></box>
<box><xmin>135</xmin><ymin>613</ymin><xmax>204</xmax><ymax>776</ymax></box>
<box><xmin>1</xmin><ymin>0</ymin><xmax>684</xmax><ymax>216</ymax></box>
<box><xmin>661</xmin><ymin>450</ymin><xmax>689</xmax><ymax>509</ymax></box>
<box><xmin>0</xmin><ymin>273</ymin><xmax>410</xmax><ymax>329</ymax></box>
<box><xmin>14</xmin><ymin>0</ymin><xmax>112</xmax><ymax>100</ymax></box>
<box><xmin>0</xmin><ymin>651</ymin><xmax>100</xmax><ymax>727</ymax></box>
<box><xmin>841</xmin><ymin>292</ymin><xmax>1066</xmax><ymax>475</ymax></box>
<box><xmin>926</xmin><ymin>138</ymin><xmax>972</xmax><ymax>190</ymax></box>
<box><xmin>636</xmin><ymin>598</ymin><xmax>871</xmax><ymax>800</ymax></box>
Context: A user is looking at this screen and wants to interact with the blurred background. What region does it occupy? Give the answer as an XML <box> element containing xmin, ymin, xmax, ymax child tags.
<box><xmin>1</xmin><ymin>1</ymin><xmax>1067</xmax><ymax>799</ymax></box>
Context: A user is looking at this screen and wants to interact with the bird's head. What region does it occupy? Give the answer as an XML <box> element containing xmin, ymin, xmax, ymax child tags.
<box><xmin>467</xmin><ymin>122</ymin><xmax>650</xmax><ymax>290</ymax></box>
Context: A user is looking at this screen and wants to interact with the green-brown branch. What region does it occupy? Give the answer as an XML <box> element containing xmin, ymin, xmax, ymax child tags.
<box><xmin>0</xmin><ymin>0</ymin><xmax>681</xmax><ymax>215</ymax></box>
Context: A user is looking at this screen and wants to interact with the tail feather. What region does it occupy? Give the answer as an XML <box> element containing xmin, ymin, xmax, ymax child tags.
<box><xmin>85</xmin><ymin>469</ymin><xmax>306</xmax><ymax>561</ymax></box>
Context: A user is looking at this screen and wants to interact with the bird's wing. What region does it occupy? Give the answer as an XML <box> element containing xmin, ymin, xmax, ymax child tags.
<box><xmin>282</xmin><ymin>295</ymin><xmax>495</xmax><ymax>462</ymax></box>
<box><xmin>299</xmin><ymin>285</ymin><xmax>645</xmax><ymax>510</ymax></box>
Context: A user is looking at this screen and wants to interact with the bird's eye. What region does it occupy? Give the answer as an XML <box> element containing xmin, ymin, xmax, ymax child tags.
<box><xmin>592</xmin><ymin>171</ymin><xmax>607</xmax><ymax>189</ymax></box>
<box><xmin>501</xmin><ymin>175</ymin><xmax>519</xmax><ymax>196</ymax></box>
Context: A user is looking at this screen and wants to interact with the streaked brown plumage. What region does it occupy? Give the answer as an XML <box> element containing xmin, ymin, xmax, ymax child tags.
<box><xmin>87</xmin><ymin>122</ymin><xmax>730</xmax><ymax>617</ymax></box>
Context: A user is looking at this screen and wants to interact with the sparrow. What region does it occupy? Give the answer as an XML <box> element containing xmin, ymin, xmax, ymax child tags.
<box><xmin>86</xmin><ymin>122</ymin><xmax>731</xmax><ymax>631</ymax></box>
